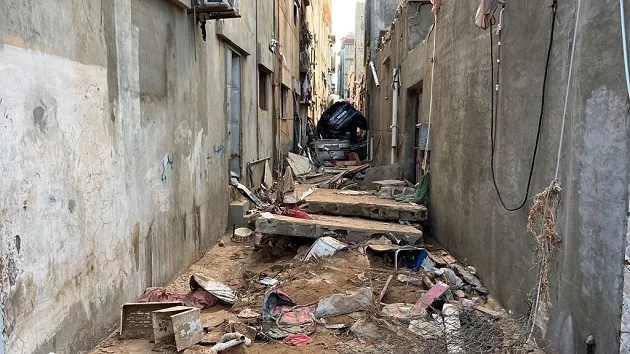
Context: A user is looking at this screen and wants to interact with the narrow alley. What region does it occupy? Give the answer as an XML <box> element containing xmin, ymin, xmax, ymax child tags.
<box><xmin>1</xmin><ymin>0</ymin><xmax>629</xmax><ymax>353</ymax></box>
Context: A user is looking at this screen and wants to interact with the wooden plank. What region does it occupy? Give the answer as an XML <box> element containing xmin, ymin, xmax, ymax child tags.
<box><xmin>255</xmin><ymin>214</ymin><xmax>422</xmax><ymax>244</ymax></box>
<box><xmin>297</xmin><ymin>187</ymin><xmax>428</xmax><ymax>222</ymax></box>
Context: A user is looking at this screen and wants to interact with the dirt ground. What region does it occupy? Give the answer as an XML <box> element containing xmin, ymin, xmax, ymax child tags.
<box><xmin>91</xmin><ymin>232</ymin><xmax>536</xmax><ymax>354</ymax></box>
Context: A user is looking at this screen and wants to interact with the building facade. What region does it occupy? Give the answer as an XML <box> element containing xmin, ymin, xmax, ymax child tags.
<box><xmin>0</xmin><ymin>0</ymin><xmax>329</xmax><ymax>353</ymax></box>
<box><xmin>337</xmin><ymin>34</ymin><xmax>355</xmax><ymax>99</ymax></box>
<box><xmin>304</xmin><ymin>0</ymin><xmax>333</xmax><ymax>123</ymax></box>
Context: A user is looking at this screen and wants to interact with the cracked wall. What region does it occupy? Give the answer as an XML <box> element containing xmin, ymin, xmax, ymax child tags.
<box><xmin>0</xmin><ymin>0</ymin><xmax>272</xmax><ymax>353</ymax></box>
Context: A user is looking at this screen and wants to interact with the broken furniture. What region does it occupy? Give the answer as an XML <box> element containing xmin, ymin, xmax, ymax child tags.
<box><xmin>152</xmin><ymin>306</ymin><xmax>203</xmax><ymax>351</ymax></box>
<box><xmin>366</xmin><ymin>244</ymin><xmax>424</xmax><ymax>269</ymax></box>
<box><xmin>120</xmin><ymin>302</ymin><xmax>183</xmax><ymax>339</ymax></box>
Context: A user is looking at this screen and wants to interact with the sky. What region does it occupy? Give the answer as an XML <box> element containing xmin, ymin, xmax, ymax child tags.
<box><xmin>332</xmin><ymin>0</ymin><xmax>358</xmax><ymax>53</ymax></box>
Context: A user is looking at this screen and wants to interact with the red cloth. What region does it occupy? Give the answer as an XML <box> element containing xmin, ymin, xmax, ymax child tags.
<box><xmin>139</xmin><ymin>287</ymin><xmax>218</xmax><ymax>309</ymax></box>
<box><xmin>282</xmin><ymin>208</ymin><xmax>312</xmax><ymax>220</ymax></box>
<box><xmin>284</xmin><ymin>334</ymin><xmax>312</xmax><ymax>347</ymax></box>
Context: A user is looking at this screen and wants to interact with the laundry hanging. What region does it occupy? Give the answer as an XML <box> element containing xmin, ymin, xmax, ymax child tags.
<box><xmin>475</xmin><ymin>0</ymin><xmax>499</xmax><ymax>30</ymax></box>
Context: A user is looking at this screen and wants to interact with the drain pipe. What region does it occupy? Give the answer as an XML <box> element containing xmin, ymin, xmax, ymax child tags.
<box><xmin>390</xmin><ymin>66</ymin><xmax>400</xmax><ymax>164</ymax></box>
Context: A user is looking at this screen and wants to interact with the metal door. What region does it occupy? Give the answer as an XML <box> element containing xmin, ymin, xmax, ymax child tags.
<box><xmin>228</xmin><ymin>50</ymin><xmax>242</xmax><ymax>176</ymax></box>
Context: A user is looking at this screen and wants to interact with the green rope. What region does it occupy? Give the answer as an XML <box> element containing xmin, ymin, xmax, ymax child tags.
<box><xmin>395</xmin><ymin>172</ymin><xmax>429</xmax><ymax>204</ymax></box>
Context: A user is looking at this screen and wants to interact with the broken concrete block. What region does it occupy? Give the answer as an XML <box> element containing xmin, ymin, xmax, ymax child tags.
<box><xmin>119</xmin><ymin>302</ymin><xmax>183</xmax><ymax>339</ymax></box>
<box><xmin>256</xmin><ymin>214</ymin><xmax>423</xmax><ymax>244</ymax></box>
<box><xmin>297</xmin><ymin>187</ymin><xmax>427</xmax><ymax>222</ymax></box>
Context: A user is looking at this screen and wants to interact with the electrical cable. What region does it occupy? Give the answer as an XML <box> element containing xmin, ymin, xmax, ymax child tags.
<box><xmin>489</xmin><ymin>1</ymin><xmax>557</xmax><ymax>212</ymax></box>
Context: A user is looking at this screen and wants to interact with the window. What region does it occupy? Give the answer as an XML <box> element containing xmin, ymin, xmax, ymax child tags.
<box><xmin>293</xmin><ymin>1</ymin><xmax>299</xmax><ymax>26</ymax></box>
<box><xmin>281</xmin><ymin>85</ymin><xmax>289</xmax><ymax>119</ymax></box>
<box><xmin>259</xmin><ymin>69</ymin><xmax>269</xmax><ymax>110</ymax></box>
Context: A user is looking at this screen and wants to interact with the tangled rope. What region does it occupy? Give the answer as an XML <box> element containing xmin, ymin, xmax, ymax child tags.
<box><xmin>526</xmin><ymin>181</ymin><xmax>562</xmax><ymax>341</ymax></box>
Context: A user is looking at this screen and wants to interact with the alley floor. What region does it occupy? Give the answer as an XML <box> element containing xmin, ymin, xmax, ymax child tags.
<box><xmin>91</xmin><ymin>232</ymin><xmax>542</xmax><ymax>353</ymax></box>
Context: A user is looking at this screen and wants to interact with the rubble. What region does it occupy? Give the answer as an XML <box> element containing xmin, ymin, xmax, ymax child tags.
<box><xmin>96</xmin><ymin>162</ymin><xmax>540</xmax><ymax>354</ymax></box>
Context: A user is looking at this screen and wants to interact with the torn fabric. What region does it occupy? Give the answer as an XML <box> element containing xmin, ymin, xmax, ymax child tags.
<box><xmin>475</xmin><ymin>0</ymin><xmax>499</xmax><ymax>30</ymax></box>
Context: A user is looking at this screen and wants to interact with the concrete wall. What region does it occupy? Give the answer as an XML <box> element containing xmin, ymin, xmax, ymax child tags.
<box><xmin>422</xmin><ymin>0</ymin><xmax>630</xmax><ymax>352</ymax></box>
<box><xmin>355</xmin><ymin>1</ymin><xmax>366</xmax><ymax>85</ymax></box>
<box><xmin>275</xmin><ymin>0</ymin><xmax>303</xmax><ymax>167</ymax></box>
<box><xmin>368</xmin><ymin>1</ymin><xmax>431</xmax><ymax>181</ymax></box>
<box><xmin>364</xmin><ymin>0</ymin><xmax>401</xmax><ymax>61</ymax></box>
<box><xmin>0</xmin><ymin>0</ymin><xmax>272</xmax><ymax>352</ymax></box>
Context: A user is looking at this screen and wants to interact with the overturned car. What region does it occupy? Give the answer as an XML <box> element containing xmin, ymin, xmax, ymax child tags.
<box><xmin>314</xmin><ymin>102</ymin><xmax>368</xmax><ymax>161</ymax></box>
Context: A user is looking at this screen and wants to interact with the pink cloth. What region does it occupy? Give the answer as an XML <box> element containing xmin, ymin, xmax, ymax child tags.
<box><xmin>431</xmin><ymin>0</ymin><xmax>441</xmax><ymax>17</ymax></box>
<box><xmin>284</xmin><ymin>334</ymin><xmax>312</xmax><ymax>347</ymax></box>
<box><xmin>139</xmin><ymin>287</ymin><xmax>218</xmax><ymax>309</ymax></box>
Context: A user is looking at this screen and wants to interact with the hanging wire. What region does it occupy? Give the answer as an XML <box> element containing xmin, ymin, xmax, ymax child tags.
<box><xmin>553</xmin><ymin>0</ymin><xmax>582</xmax><ymax>182</ymax></box>
<box><xmin>489</xmin><ymin>1</ymin><xmax>557</xmax><ymax>212</ymax></box>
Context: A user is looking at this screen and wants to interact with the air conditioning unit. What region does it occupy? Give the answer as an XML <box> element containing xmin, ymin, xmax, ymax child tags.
<box><xmin>193</xmin><ymin>0</ymin><xmax>240</xmax><ymax>19</ymax></box>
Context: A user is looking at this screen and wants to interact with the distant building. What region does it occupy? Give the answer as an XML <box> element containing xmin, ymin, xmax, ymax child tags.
<box><xmin>337</xmin><ymin>34</ymin><xmax>356</xmax><ymax>99</ymax></box>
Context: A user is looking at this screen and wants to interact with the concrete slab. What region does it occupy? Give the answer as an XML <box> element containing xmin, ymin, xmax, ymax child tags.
<box><xmin>364</xmin><ymin>164</ymin><xmax>403</xmax><ymax>186</ymax></box>
<box><xmin>297</xmin><ymin>187</ymin><xmax>427</xmax><ymax>222</ymax></box>
<box><xmin>255</xmin><ymin>214</ymin><xmax>423</xmax><ymax>244</ymax></box>
<box><xmin>119</xmin><ymin>302</ymin><xmax>183</xmax><ymax>340</ymax></box>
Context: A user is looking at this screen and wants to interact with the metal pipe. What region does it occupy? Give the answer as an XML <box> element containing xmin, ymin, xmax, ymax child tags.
<box><xmin>246</xmin><ymin>156</ymin><xmax>271</xmax><ymax>166</ymax></box>
<box><xmin>390</xmin><ymin>67</ymin><xmax>399</xmax><ymax>164</ymax></box>
<box><xmin>369</xmin><ymin>60</ymin><xmax>380</xmax><ymax>87</ymax></box>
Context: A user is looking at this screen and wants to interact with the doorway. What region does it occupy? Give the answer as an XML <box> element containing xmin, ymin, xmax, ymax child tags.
<box><xmin>227</xmin><ymin>49</ymin><xmax>242</xmax><ymax>176</ymax></box>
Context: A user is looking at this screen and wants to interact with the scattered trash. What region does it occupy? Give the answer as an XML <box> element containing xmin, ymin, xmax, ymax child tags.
<box><xmin>315</xmin><ymin>287</ymin><xmax>373</xmax><ymax>318</ymax></box>
<box><xmin>408</xmin><ymin>319</ymin><xmax>444</xmax><ymax>339</ymax></box>
<box><xmin>435</xmin><ymin>268</ymin><xmax>464</xmax><ymax>289</ymax></box>
<box><xmin>139</xmin><ymin>287</ymin><xmax>218</xmax><ymax>309</ymax></box>
<box><xmin>303</xmin><ymin>236</ymin><xmax>348</xmax><ymax>261</ymax></box>
<box><xmin>396</xmin><ymin>274</ymin><xmax>424</xmax><ymax>287</ymax></box>
<box><xmin>237</xmin><ymin>308</ymin><xmax>260</xmax><ymax>319</ymax></box>
<box><xmin>286</xmin><ymin>152</ymin><xmax>314</xmax><ymax>176</ymax></box>
<box><xmin>474</xmin><ymin>305</ymin><xmax>502</xmax><ymax>318</ymax></box>
<box><xmin>336</xmin><ymin>190</ymin><xmax>374</xmax><ymax>196</ymax></box>
<box><xmin>210</xmin><ymin>332</ymin><xmax>252</xmax><ymax>352</ymax></box>
<box><xmin>381</xmin><ymin>303</ymin><xmax>427</xmax><ymax>324</ymax></box>
<box><xmin>232</xmin><ymin>227</ymin><xmax>253</xmax><ymax>243</ymax></box>
<box><xmin>261</xmin><ymin>289</ymin><xmax>317</xmax><ymax>339</ymax></box>
<box><xmin>366</xmin><ymin>244</ymin><xmax>423</xmax><ymax>269</ymax></box>
<box><xmin>428</xmin><ymin>249</ymin><xmax>457</xmax><ymax>266</ymax></box>
<box><xmin>284</xmin><ymin>333</ymin><xmax>313</xmax><ymax>346</ymax></box>
<box><xmin>415</xmin><ymin>283</ymin><xmax>449</xmax><ymax>309</ymax></box>
<box><xmin>379</xmin><ymin>274</ymin><xmax>394</xmax><ymax>302</ymax></box>
<box><xmin>462</xmin><ymin>299</ymin><xmax>476</xmax><ymax>307</ymax></box>
<box><xmin>190</xmin><ymin>273</ymin><xmax>238</xmax><ymax>304</ymax></box>
<box><xmin>258</xmin><ymin>277</ymin><xmax>279</xmax><ymax>287</ymax></box>
<box><xmin>279</xmin><ymin>167</ymin><xmax>298</xmax><ymax>204</ymax></box>
<box><xmin>442</xmin><ymin>304</ymin><xmax>465</xmax><ymax>354</ymax></box>
<box><xmin>465</xmin><ymin>266</ymin><xmax>477</xmax><ymax>275</ymax></box>
<box><xmin>449</xmin><ymin>264</ymin><xmax>488</xmax><ymax>294</ymax></box>
<box><xmin>298</xmin><ymin>187</ymin><xmax>316</xmax><ymax>202</ymax></box>
<box><xmin>230</xmin><ymin>172</ymin><xmax>267</xmax><ymax>209</ymax></box>
<box><xmin>324</xmin><ymin>323</ymin><xmax>349</xmax><ymax>330</ymax></box>
<box><xmin>283</xmin><ymin>207</ymin><xmax>313</xmax><ymax>219</ymax></box>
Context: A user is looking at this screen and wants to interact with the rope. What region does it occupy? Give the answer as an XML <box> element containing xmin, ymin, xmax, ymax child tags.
<box><xmin>621</xmin><ymin>0</ymin><xmax>630</xmax><ymax>100</ymax></box>
<box><xmin>422</xmin><ymin>16</ymin><xmax>438</xmax><ymax>173</ymax></box>
<box><xmin>554</xmin><ymin>0</ymin><xmax>582</xmax><ymax>182</ymax></box>
<box><xmin>489</xmin><ymin>1</ymin><xmax>556</xmax><ymax>212</ymax></box>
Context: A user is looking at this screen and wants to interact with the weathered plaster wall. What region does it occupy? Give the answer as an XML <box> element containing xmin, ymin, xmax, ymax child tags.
<box><xmin>369</xmin><ymin>1</ymin><xmax>429</xmax><ymax>181</ymax></box>
<box><xmin>0</xmin><ymin>0</ymin><xmax>271</xmax><ymax>353</ymax></box>
<box><xmin>422</xmin><ymin>0</ymin><xmax>630</xmax><ymax>352</ymax></box>
<box><xmin>306</xmin><ymin>0</ymin><xmax>333</xmax><ymax>122</ymax></box>
<box><xmin>364</xmin><ymin>0</ymin><xmax>401</xmax><ymax>61</ymax></box>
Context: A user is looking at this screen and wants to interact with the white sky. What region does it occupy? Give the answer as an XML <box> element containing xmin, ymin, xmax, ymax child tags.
<box><xmin>332</xmin><ymin>0</ymin><xmax>358</xmax><ymax>53</ymax></box>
